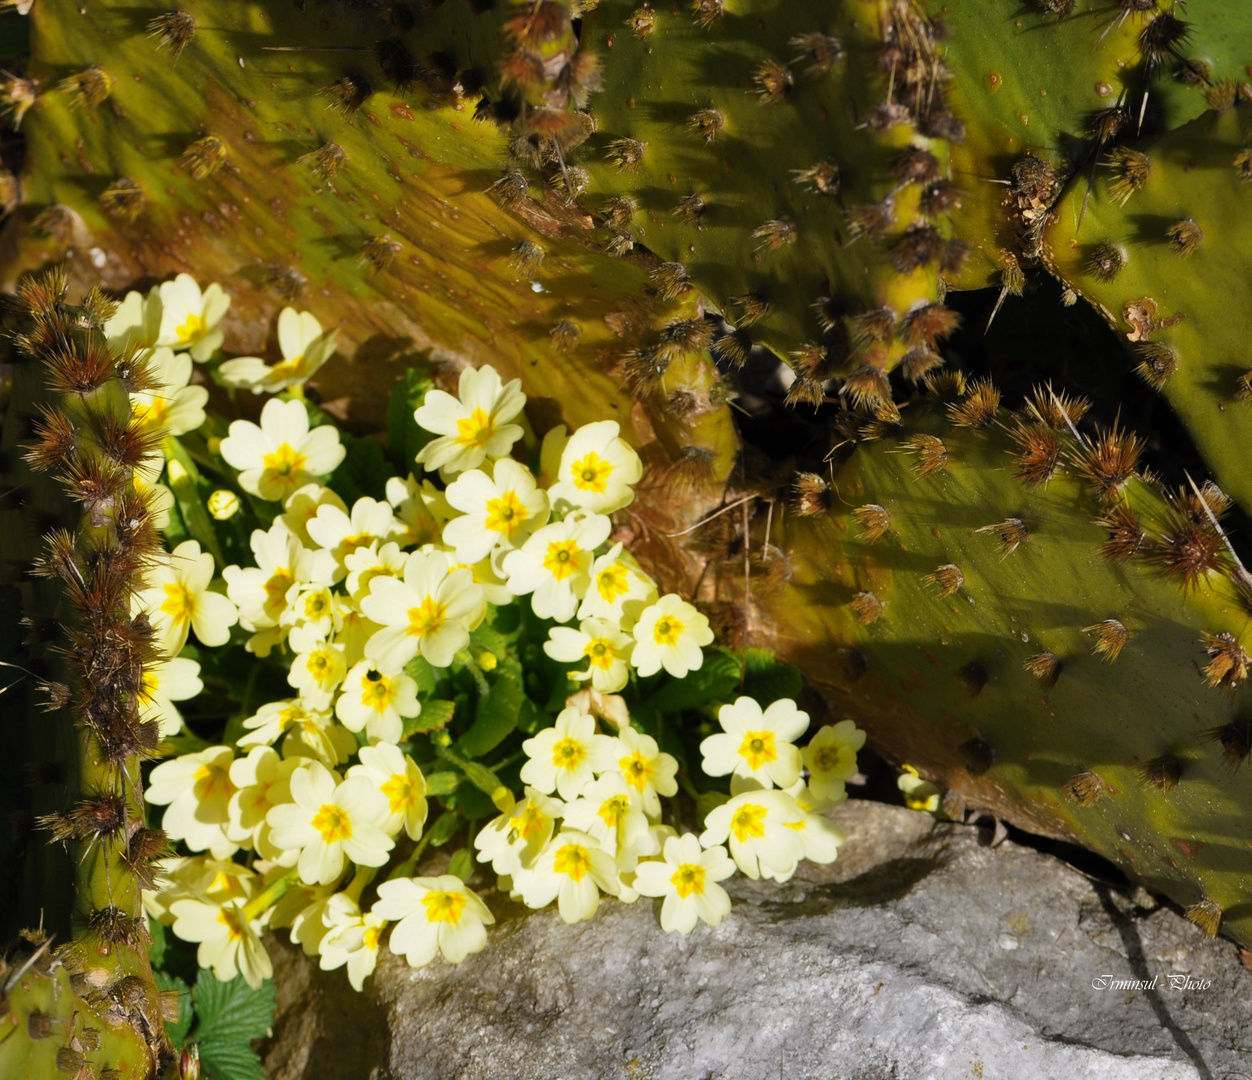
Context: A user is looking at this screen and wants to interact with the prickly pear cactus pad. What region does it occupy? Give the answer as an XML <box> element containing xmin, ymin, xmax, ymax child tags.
<box><xmin>1045</xmin><ymin>104</ymin><xmax>1252</xmax><ymax>516</ymax></box>
<box><xmin>747</xmin><ymin>381</ymin><xmax>1252</xmax><ymax>946</ymax></box>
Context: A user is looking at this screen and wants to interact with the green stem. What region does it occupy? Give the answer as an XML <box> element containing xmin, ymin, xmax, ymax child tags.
<box><xmin>242</xmin><ymin>867</ymin><xmax>299</xmax><ymax>921</ymax></box>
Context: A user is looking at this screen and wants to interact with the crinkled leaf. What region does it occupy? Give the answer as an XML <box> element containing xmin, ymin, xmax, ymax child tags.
<box><xmin>190</xmin><ymin>972</ymin><xmax>276</xmax><ymax>1080</ymax></box>
<box><xmin>328</xmin><ymin>432</ymin><xmax>390</xmax><ymax>504</ymax></box>
<box><xmin>459</xmin><ymin>675</ymin><xmax>520</xmax><ymax>757</ymax></box>
<box><xmin>404</xmin><ymin>655</ymin><xmax>440</xmax><ymax>697</ymax></box>
<box><xmin>403</xmin><ymin>698</ymin><xmax>455</xmax><ymax>736</ymax></box>
<box><xmin>741</xmin><ymin>648</ymin><xmax>803</xmax><ymax>706</ymax></box>
<box><xmin>643</xmin><ymin>648</ymin><xmax>741</xmax><ymax>716</ymax></box>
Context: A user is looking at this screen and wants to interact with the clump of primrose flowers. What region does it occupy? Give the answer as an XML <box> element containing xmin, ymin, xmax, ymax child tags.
<box><xmin>132</xmin><ymin>274</ymin><xmax>866</xmax><ymax>993</ymax></box>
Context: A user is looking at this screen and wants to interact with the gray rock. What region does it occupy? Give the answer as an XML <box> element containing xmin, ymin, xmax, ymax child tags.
<box><xmin>262</xmin><ymin>801</ymin><xmax>1252</xmax><ymax>1080</ymax></box>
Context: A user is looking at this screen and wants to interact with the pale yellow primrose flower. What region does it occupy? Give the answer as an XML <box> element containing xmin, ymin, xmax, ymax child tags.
<box><xmin>700</xmin><ymin>696</ymin><xmax>809</xmax><ymax>790</ymax></box>
<box><xmin>104</xmin><ymin>287</ymin><xmax>161</xmax><ymax>352</ymax></box>
<box><xmin>515</xmin><ymin>828</ymin><xmax>621</xmax><ymax>924</ymax></box>
<box><xmin>501</xmin><ymin>512</ymin><xmax>612</xmax><ymax>624</ymax></box>
<box><xmin>130</xmin><ymin>346</ymin><xmax>207</xmax><ymax>437</ymax></box>
<box><xmin>347</xmin><ymin>743</ymin><xmax>428</xmax><ymax>841</ymax></box>
<box><xmin>629</xmin><ymin>593</ymin><xmax>713</xmax><ymax>679</ymax></box>
<box><xmin>223</xmin><ymin>519</ymin><xmax>336</xmax><ymax>642</ymax></box>
<box><xmin>576</xmin><ymin>542</ymin><xmax>657</xmax><ymax>625</ymax></box>
<box><xmin>548</xmin><ymin>420</ymin><xmax>643</xmax><ymax>515</ymax></box>
<box><xmin>777</xmin><ymin>780</ymin><xmax>847</xmax><ymax>877</ymax></box>
<box><xmin>169</xmin><ymin>892</ymin><xmax>272</xmax><ymax>990</ymax></box>
<box><xmin>543</xmin><ymin>616</ymin><xmax>634</xmax><ymax>694</ymax></box>
<box><xmin>803</xmin><ymin>720</ymin><xmax>866</xmax><ymax>804</ymax></box>
<box><xmin>385</xmin><ymin>473</ymin><xmax>449</xmax><ymax>547</ymax></box>
<box><xmin>634</xmin><ymin>833</ymin><xmax>735</xmax><ymax>934</ymax></box>
<box><xmin>306</xmin><ymin>496</ymin><xmax>400</xmax><ymax>579</ymax></box>
<box><xmin>143</xmin><ymin>854</ymin><xmax>256</xmax><ymax>925</ymax></box>
<box><xmin>613</xmin><ymin>724</ymin><xmax>678</xmax><ymax>819</ymax></box>
<box><xmin>560</xmin><ymin>773</ymin><xmax>654</xmax><ymax>864</ymax></box>
<box><xmin>281</xmin><ymin>483</ymin><xmax>348</xmax><ymax>545</ymax></box>
<box><xmin>373</xmin><ymin>875</ymin><xmax>495</xmax><ymax>967</ymax></box>
<box><xmin>335</xmin><ymin>658</ymin><xmax>420</xmax><ymax>744</ymax></box>
<box><xmin>237</xmin><ymin>698</ymin><xmax>356</xmax><ymax>768</ymax></box>
<box><xmin>219</xmin><ymin>307</ymin><xmax>338</xmax><ymax>394</ymax></box>
<box><xmin>219</xmin><ymin>398</ymin><xmax>347</xmax><ymax>503</ymax></box>
<box><xmin>227</xmin><ymin>746</ymin><xmax>302</xmax><ymax>863</ymax></box>
<box><xmin>520</xmin><ymin>705</ymin><xmax>617</xmax><ymax>801</ymax></box>
<box><xmin>137</xmin><ymin>656</ymin><xmax>203</xmax><ymax>738</ymax></box>
<box><xmin>898</xmin><ymin>765</ymin><xmax>942</xmax><ymax>813</ymax></box>
<box><xmin>267</xmin><ymin>760</ymin><xmax>394</xmax><ymax>886</ymax></box>
<box><xmin>414</xmin><ymin>364</ymin><xmax>526</xmax><ymax>475</ymax></box>
<box><xmin>135</xmin><ymin>538</ymin><xmax>238</xmax><ymax>658</ymax></box>
<box><xmin>286</xmin><ymin>624</ymin><xmax>347</xmax><ymax>711</ymax></box>
<box><xmin>156</xmin><ymin>273</ymin><xmax>231</xmax><ymax>361</ymax></box>
<box><xmin>317</xmin><ymin>894</ymin><xmax>386</xmax><ymax>991</ymax></box>
<box><xmin>441</xmin><ymin>458</ymin><xmax>550</xmax><ymax>565</ymax></box>
<box><xmin>343</xmin><ymin>541</ymin><xmax>407</xmax><ymax>604</ymax></box>
<box><xmin>474</xmin><ymin>786</ymin><xmax>565</xmax><ymax>877</ymax></box>
<box><xmin>147</xmin><ymin>746</ymin><xmax>239</xmax><ymax>860</ymax></box>
<box><xmin>700</xmin><ymin>788</ymin><xmax>806</xmax><ymax>881</ymax></box>
<box><xmin>360</xmin><ymin>549</ymin><xmax>484</xmax><ymax>669</ymax></box>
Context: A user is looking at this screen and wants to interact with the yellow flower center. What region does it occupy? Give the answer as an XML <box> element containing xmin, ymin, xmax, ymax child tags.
<box><xmin>270</xmin><ymin>354</ymin><xmax>306</xmax><ymax>380</ymax></box>
<box><xmin>139</xmin><ymin>667</ymin><xmax>160</xmax><ymax>704</ymax></box>
<box><xmin>729</xmin><ymin>803</ymin><xmax>768</xmax><ymax>843</ymax></box>
<box><xmin>570</xmin><ymin>451</ymin><xmax>613</xmax><ymax>494</ymax></box>
<box><xmin>341</xmin><ymin>532</ymin><xmax>375</xmax><ymax>555</ymax></box>
<box><xmin>597</xmin><ymin>794</ymin><xmax>630</xmax><ymax>829</ymax></box>
<box><xmin>380</xmin><ymin>773</ymin><xmax>417</xmax><ymax>814</ymax></box>
<box><xmin>263</xmin><ymin>567</ymin><xmax>294</xmax><ymax>612</ymax></box>
<box><xmin>422</xmin><ymin>889</ymin><xmax>467</xmax><ymax>924</ymax></box>
<box><xmin>485</xmin><ymin>491</ymin><xmax>529</xmax><ymax>536</ymax></box>
<box><xmin>652</xmin><ymin>615</ymin><xmax>683</xmax><ymax>646</ymax></box>
<box><xmin>216</xmin><ymin>906</ymin><xmax>246</xmax><ymax>942</ymax></box>
<box><xmin>207</xmin><ymin>870</ymin><xmax>247</xmax><ymax>901</ymax></box>
<box><xmin>132</xmin><ymin>396</ymin><xmax>169</xmax><ymax>431</ymax></box>
<box><xmin>812</xmin><ymin>744</ymin><xmax>846</xmax><ymax>775</ymax></box>
<box><xmin>305</xmin><ymin>590</ymin><xmax>331</xmax><ymax>619</ymax></box>
<box><xmin>311</xmin><ymin>803</ymin><xmax>352</xmax><ymax>844</ymax></box>
<box><xmin>176</xmin><ymin>312</ymin><xmax>206</xmax><ymax>345</ymax></box>
<box><xmin>407</xmin><ymin>595</ymin><xmax>447</xmax><ymax>638</ymax></box>
<box><xmin>263</xmin><ymin>442</ymin><xmax>308</xmax><ymax>487</ymax></box>
<box><xmin>193</xmin><ymin>762</ymin><xmax>236</xmax><ymax>803</ymax></box>
<box><xmin>738</xmin><ymin>730</ymin><xmax>778</xmax><ymax>771</ymax></box>
<box><xmin>306</xmin><ymin>650</ymin><xmax>337</xmax><ymax>686</ymax></box>
<box><xmin>454</xmin><ymin>407</ymin><xmax>497</xmax><ymax>449</ymax></box>
<box><xmin>363</xmin><ymin>924</ymin><xmax>382</xmax><ymax>951</ymax></box>
<box><xmin>583</xmin><ymin>637</ymin><xmax>617</xmax><ymax>671</ymax></box>
<box><xmin>670</xmin><ymin>862</ymin><xmax>707</xmax><ymax>899</ymax></box>
<box><xmin>277</xmin><ymin>704</ymin><xmax>309</xmax><ymax>730</ymax></box>
<box><xmin>361</xmin><ymin>671</ymin><xmax>396</xmax><ymax>712</ymax></box>
<box><xmin>160</xmin><ymin>581</ymin><xmax>196</xmax><ymax>624</ymax></box>
<box><xmin>554</xmin><ymin>842</ymin><xmax>592</xmax><ymax>881</ymax></box>
<box><xmin>551</xmin><ymin>736</ymin><xmax>586</xmax><ymax>772</ymax></box>
<box><xmin>595</xmin><ymin>563</ymin><xmax>631</xmax><ymax>604</ymax></box>
<box><xmin>509</xmin><ymin>802</ymin><xmax>548</xmax><ymax>840</ymax></box>
<box><xmin>543</xmin><ymin>539</ymin><xmax>582</xmax><ymax>581</ymax></box>
<box><xmin>620</xmin><ymin>752</ymin><xmax>652</xmax><ymax>793</ymax></box>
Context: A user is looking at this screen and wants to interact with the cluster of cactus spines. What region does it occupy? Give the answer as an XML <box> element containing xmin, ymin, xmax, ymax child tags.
<box><xmin>927</xmin><ymin>0</ymin><xmax>1252</xmax><ymax>290</ymax></box>
<box><xmin>1</xmin><ymin>269</ymin><xmax>171</xmax><ymax>1079</ymax></box>
<box><xmin>737</xmin><ymin>375</ymin><xmax>1252</xmax><ymax>946</ymax></box>
<box><xmin>1044</xmin><ymin>103</ymin><xmax>1252</xmax><ymax>516</ymax></box>
<box><xmin>571</xmin><ymin>0</ymin><xmax>963</xmax><ymax>398</ymax></box>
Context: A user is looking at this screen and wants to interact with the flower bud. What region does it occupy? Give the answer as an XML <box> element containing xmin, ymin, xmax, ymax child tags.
<box><xmin>208</xmin><ymin>488</ymin><xmax>240</xmax><ymax>520</ymax></box>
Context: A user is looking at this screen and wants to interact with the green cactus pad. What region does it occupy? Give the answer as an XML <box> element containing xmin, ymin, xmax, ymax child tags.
<box><xmin>1045</xmin><ymin>104</ymin><xmax>1252</xmax><ymax>517</ymax></box>
<box><xmin>757</xmin><ymin>389</ymin><xmax>1252</xmax><ymax>946</ymax></box>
